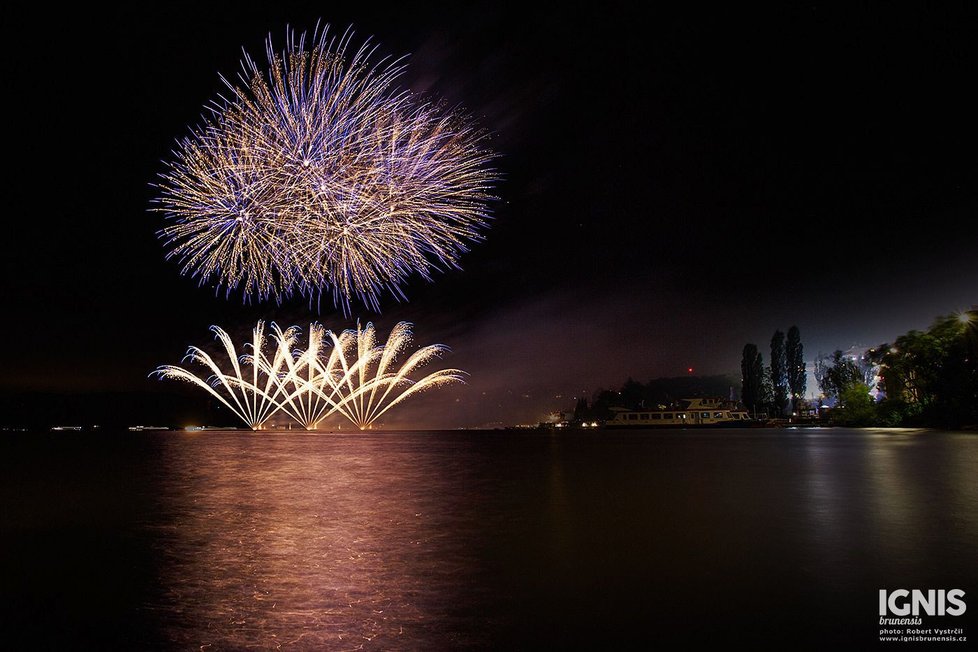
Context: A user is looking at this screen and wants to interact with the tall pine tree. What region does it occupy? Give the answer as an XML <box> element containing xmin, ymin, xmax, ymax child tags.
<box><xmin>770</xmin><ymin>330</ymin><xmax>788</xmax><ymax>417</ymax></box>
<box><xmin>786</xmin><ymin>325</ymin><xmax>806</xmax><ymax>412</ymax></box>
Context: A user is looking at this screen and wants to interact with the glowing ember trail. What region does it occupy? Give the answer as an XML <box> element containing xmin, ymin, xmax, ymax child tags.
<box><xmin>153</xmin><ymin>24</ymin><xmax>497</xmax><ymax>313</ymax></box>
<box><xmin>152</xmin><ymin>321</ymin><xmax>465</xmax><ymax>430</ymax></box>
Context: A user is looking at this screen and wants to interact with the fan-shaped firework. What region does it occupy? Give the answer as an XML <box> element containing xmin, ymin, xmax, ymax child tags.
<box><xmin>152</xmin><ymin>320</ymin><xmax>465</xmax><ymax>430</ymax></box>
<box><xmin>153</xmin><ymin>25</ymin><xmax>497</xmax><ymax>312</ymax></box>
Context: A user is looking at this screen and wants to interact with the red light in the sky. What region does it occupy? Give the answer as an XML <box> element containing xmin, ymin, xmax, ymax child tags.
<box><xmin>687</xmin><ymin>367</ymin><xmax>694</xmax><ymax>374</ymax></box>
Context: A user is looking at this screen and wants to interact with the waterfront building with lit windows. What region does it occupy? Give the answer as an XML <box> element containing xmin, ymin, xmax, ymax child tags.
<box><xmin>606</xmin><ymin>397</ymin><xmax>752</xmax><ymax>428</ymax></box>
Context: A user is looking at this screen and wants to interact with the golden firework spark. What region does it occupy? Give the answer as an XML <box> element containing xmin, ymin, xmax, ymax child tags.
<box><xmin>152</xmin><ymin>320</ymin><xmax>464</xmax><ymax>430</ymax></box>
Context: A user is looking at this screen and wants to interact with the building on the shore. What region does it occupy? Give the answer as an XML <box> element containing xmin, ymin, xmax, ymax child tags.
<box><xmin>606</xmin><ymin>397</ymin><xmax>751</xmax><ymax>427</ymax></box>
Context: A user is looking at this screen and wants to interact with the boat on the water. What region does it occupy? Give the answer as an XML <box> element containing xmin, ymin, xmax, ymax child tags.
<box><xmin>604</xmin><ymin>397</ymin><xmax>754</xmax><ymax>428</ymax></box>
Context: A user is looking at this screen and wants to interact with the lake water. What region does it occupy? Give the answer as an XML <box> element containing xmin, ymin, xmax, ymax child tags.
<box><xmin>2</xmin><ymin>428</ymin><xmax>976</xmax><ymax>649</ymax></box>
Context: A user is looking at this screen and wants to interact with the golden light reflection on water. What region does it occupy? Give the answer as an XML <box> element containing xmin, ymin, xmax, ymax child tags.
<box><xmin>799</xmin><ymin>428</ymin><xmax>978</xmax><ymax>587</ymax></box>
<box><xmin>147</xmin><ymin>432</ymin><xmax>497</xmax><ymax>650</ymax></box>
<box><xmin>137</xmin><ymin>428</ymin><xmax>978</xmax><ymax>649</ymax></box>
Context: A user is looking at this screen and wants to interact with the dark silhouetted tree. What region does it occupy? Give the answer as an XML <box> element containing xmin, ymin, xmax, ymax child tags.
<box><xmin>786</xmin><ymin>326</ymin><xmax>806</xmax><ymax>412</ymax></box>
<box><xmin>590</xmin><ymin>389</ymin><xmax>619</xmax><ymax>420</ymax></box>
<box><xmin>573</xmin><ymin>397</ymin><xmax>590</xmax><ymax>422</ymax></box>
<box><xmin>741</xmin><ymin>343</ymin><xmax>764</xmax><ymax>417</ymax></box>
<box><xmin>869</xmin><ymin>309</ymin><xmax>978</xmax><ymax>428</ymax></box>
<box><xmin>817</xmin><ymin>350</ymin><xmax>863</xmax><ymax>403</ymax></box>
<box><xmin>770</xmin><ymin>330</ymin><xmax>788</xmax><ymax>417</ymax></box>
<box><xmin>620</xmin><ymin>377</ymin><xmax>645</xmax><ymax>409</ymax></box>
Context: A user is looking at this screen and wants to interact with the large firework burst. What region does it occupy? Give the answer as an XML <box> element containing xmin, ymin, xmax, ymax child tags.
<box><xmin>152</xmin><ymin>320</ymin><xmax>464</xmax><ymax>430</ymax></box>
<box><xmin>154</xmin><ymin>25</ymin><xmax>496</xmax><ymax>312</ymax></box>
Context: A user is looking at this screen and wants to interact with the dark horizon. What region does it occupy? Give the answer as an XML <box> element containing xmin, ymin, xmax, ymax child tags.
<box><xmin>4</xmin><ymin>3</ymin><xmax>977</xmax><ymax>428</ymax></box>
<box><xmin>0</xmin><ymin>372</ymin><xmax>747</xmax><ymax>431</ymax></box>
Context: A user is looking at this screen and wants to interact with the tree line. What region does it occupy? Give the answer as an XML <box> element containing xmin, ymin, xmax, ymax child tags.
<box><xmin>741</xmin><ymin>309</ymin><xmax>978</xmax><ymax>428</ymax></box>
<box><xmin>740</xmin><ymin>325</ymin><xmax>806</xmax><ymax>418</ymax></box>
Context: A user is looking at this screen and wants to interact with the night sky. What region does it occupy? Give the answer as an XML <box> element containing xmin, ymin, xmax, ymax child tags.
<box><xmin>3</xmin><ymin>3</ymin><xmax>976</xmax><ymax>428</ymax></box>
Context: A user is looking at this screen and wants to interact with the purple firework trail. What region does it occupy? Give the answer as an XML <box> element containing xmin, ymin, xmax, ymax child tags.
<box><xmin>154</xmin><ymin>25</ymin><xmax>497</xmax><ymax>313</ymax></box>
